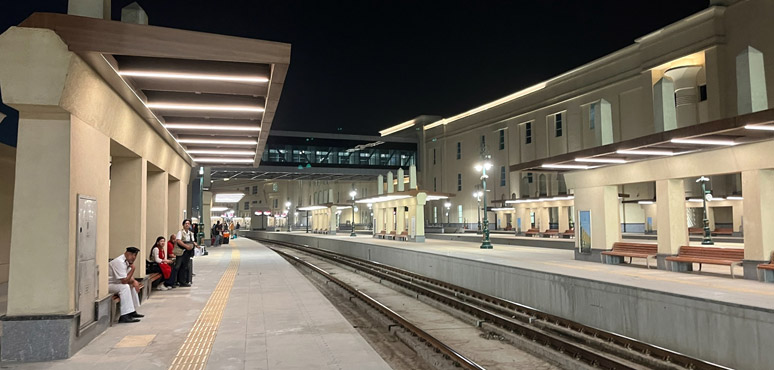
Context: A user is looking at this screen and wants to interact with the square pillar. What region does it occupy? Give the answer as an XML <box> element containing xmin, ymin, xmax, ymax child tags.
<box><xmin>573</xmin><ymin>186</ymin><xmax>620</xmax><ymax>261</ymax></box>
<box><xmin>741</xmin><ymin>169</ymin><xmax>774</xmax><ymax>279</ymax></box>
<box><xmin>146</xmin><ymin>169</ymin><xmax>168</xmax><ymax>260</ymax></box>
<box><xmin>656</xmin><ymin>179</ymin><xmax>688</xmax><ymax>269</ymax></box>
<box><xmin>329</xmin><ymin>206</ymin><xmax>337</xmax><ymax>235</ymax></box>
<box><xmin>558</xmin><ymin>206</ymin><xmax>569</xmax><ymax>232</ymax></box>
<box><xmin>415</xmin><ymin>193</ymin><xmax>427</xmax><ymax>242</ymax></box>
<box><xmin>397</xmin><ymin>205</ymin><xmax>406</xmax><ymax>232</ymax></box>
<box><xmin>653</xmin><ymin>77</ymin><xmax>677</xmax><ymax>132</ymax></box>
<box><xmin>168</xmin><ymin>177</ymin><xmax>182</xmax><ymax>237</ymax></box>
<box><xmin>110</xmin><ymin>157</ymin><xmax>147</xmax><ymax>276</ymax></box>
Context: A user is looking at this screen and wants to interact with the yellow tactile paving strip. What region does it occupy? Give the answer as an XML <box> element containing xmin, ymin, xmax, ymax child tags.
<box><xmin>169</xmin><ymin>248</ymin><xmax>240</xmax><ymax>370</ymax></box>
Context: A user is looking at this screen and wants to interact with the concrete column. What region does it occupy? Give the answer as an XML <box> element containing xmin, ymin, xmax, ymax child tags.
<box><xmin>397</xmin><ymin>168</ymin><xmax>405</xmax><ymax>192</ymax></box>
<box><xmin>377</xmin><ymin>174</ymin><xmax>384</xmax><ymax>195</ymax></box>
<box><xmin>387</xmin><ymin>172</ymin><xmax>394</xmax><ymax>193</ymax></box>
<box><xmin>741</xmin><ymin>169</ymin><xmax>774</xmax><ymax>279</ymax></box>
<box><xmin>146</xmin><ymin>170</ymin><xmax>168</xmax><ymax>258</ymax></box>
<box><xmin>0</xmin><ymin>144</ymin><xmax>14</xmax><ymax>285</ymax></box>
<box><xmin>397</xmin><ymin>205</ymin><xmax>406</xmax><ymax>232</ymax></box>
<box><xmin>732</xmin><ymin>202</ymin><xmax>743</xmax><ymax>233</ymax></box>
<box><xmin>409</xmin><ymin>164</ymin><xmax>417</xmax><ymax>190</ymax></box>
<box><xmin>573</xmin><ymin>186</ymin><xmax>621</xmax><ymax>261</ymax></box>
<box><xmin>656</xmin><ymin>179</ymin><xmax>688</xmax><ymax>269</ymax></box>
<box><xmin>68</xmin><ymin>0</ymin><xmax>111</xmax><ymax>19</ymax></box>
<box><xmin>653</xmin><ymin>77</ymin><xmax>678</xmax><ymax>132</ymax></box>
<box><xmin>642</xmin><ymin>203</ymin><xmax>658</xmax><ymax>233</ymax></box>
<box><xmin>168</xmin><ymin>177</ymin><xmax>181</xmax><ymax>237</ymax></box>
<box><xmin>737</xmin><ymin>46</ymin><xmax>768</xmax><ymax>114</ymax></box>
<box><xmin>202</xmin><ymin>191</ymin><xmax>212</xmax><ymax>240</ymax></box>
<box><xmin>416</xmin><ymin>193</ymin><xmax>426</xmax><ymax>242</ymax></box>
<box><xmin>594</xmin><ymin>99</ymin><xmax>614</xmax><ymax>146</ymax></box>
<box><xmin>110</xmin><ymin>156</ymin><xmax>147</xmax><ymax>276</ymax></box>
<box><xmin>121</xmin><ymin>2</ymin><xmax>148</xmax><ymax>25</ymax></box>
<box><xmin>559</xmin><ymin>206</ymin><xmax>569</xmax><ymax>231</ymax></box>
<box><xmin>329</xmin><ymin>206</ymin><xmax>337</xmax><ymax>235</ymax></box>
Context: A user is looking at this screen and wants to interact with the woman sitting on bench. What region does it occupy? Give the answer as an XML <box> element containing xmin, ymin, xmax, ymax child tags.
<box><xmin>147</xmin><ymin>236</ymin><xmax>174</xmax><ymax>290</ymax></box>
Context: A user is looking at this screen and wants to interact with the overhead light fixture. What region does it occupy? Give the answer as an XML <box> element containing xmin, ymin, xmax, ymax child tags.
<box><xmin>426</xmin><ymin>195</ymin><xmax>449</xmax><ymax>201</ymax></box>
<box><xmin>297</xmin><ymin>205</ymin><xmax>329</xmax><ymax>211</ymax></box>
<box><xmin>711</xmin><ymin>197</ymin><xmax>725</xmax><ymax>201</ymax></box>
<box><xmin>119</xmin><ymin>71</ymin><xmax>269</xmax><ymax>83</ymax></box>
<box><xmin>147</xmin><ymin>103</ymin><xmax>265</xmax><ymax>112</ymax></box>
<box><xmin>215</xmin><ymin>193</ymin><xmax>245</xmax><ymax>203</ymax></box>
<box><xmin>186</xmin><ymin>149</ymin><xmax>255</xmax><ymax>156</ymax></box>
<box><xmin>379</xmin><ymin>119</ymin><xmax>416</xmax><ymax>136</ymax></box>
<box><xmin>637</xmin><ymin>200</ymin><xmax>655</xmax><ymax>205</ymax></box>
<box><xmin>688</xmin><ymin>198</ymin><xmax>703</xmax><ymax>202</ymax></box>
<box><xmin>616</xmin><ymin>149</ymin><xmax>675</xmax><ymax>156</ymax></box>
<box><xmin>744</xmin><ymin>124</ymin><xmax>774</xmax><ymax>131</ymax></box>
<box><xmin>165</xmin><ymin>123</ymin><xmax>261</xmax><ymax>131</ymax></box>
<box><xmin>671</xmin><ymin>138</ymin><xmax>736</xmax><ymax>146</ymax></box>
<box><xmin>727</xmin><ymin>196</ymin><xmax>743</xmax><ymax>200</ymax></box>
<box><xmin>541</xmin><ymin>164</ymin><xmax>590</xmax><ymax>170</ymax></box>
<box><xmin>575</xmin><ymin>158</ymin><xmax>627</xmax><ymax>164</ymax></box>
<box><xmin>355</xmin><ymin>195</ymin><xmax>412</xmax><ymax>204</ymax></box>
<box><xmin>193</xmin><ymin>157</ymin><xmax>255</xmax><ymax>163</ymax></box>
<box><xmin>491</xmin><ymin>207</ymin><xmax>515</xmax><ymax>211</ymax></box>
<box><xmin>178</xmin><ymin>138</ymin><xmax>257</xmax><ymax>145</ymax></box>
<box><xmin>211</xmin><ymin>206</ymin><xmax>229</xmax><ymax>212</ymax></box>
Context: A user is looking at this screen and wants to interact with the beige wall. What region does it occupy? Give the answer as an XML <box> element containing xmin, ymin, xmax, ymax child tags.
<box><xmin>0</xmin><ymin>143</ymin><xmax>14</xmax><ymax>284</ymax></box>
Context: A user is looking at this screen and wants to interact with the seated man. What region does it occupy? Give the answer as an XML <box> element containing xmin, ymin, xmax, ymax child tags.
<box><xmin>109</xmin><ymin>247</ymin><xmax>145</xmax><ymax>323</ymax></box>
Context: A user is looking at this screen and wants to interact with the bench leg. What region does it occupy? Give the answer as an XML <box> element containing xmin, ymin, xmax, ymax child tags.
<box><xmin>730</xmin><ymin>264</ymin><xmax>735</xmax><ymax>279</ymax></box>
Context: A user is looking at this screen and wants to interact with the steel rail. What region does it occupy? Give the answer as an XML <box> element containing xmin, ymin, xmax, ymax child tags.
<box><xmin>270</xmin><ymin>247</ymin><xmax>486</xmax><ymax>370</ymax></box>
<box><xmin>259</xmin><ymin>238</ymin><xmax>732</xmax><ymax>370</ymax></box>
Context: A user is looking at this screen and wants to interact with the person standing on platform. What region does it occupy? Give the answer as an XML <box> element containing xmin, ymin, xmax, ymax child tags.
<box><xmin>229</xmin><ymin>222</ymin><xmax>235</xmax><ymax>239</ymax></box>
<box><xmin>108</xmin><ymin>247</ymin><xmax>145</xmax><ymax>323</ymax></box>
<box><xmin>212</xmin><ymin>221</ymin><xmax>222</xmax><ymax>247</ymax></box>
<box><xmin>174</xmin><ymin>219</ymin><xmax>196</xmax><ymax>287</ymax></box>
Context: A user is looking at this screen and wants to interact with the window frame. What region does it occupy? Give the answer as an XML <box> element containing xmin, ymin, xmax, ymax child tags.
<box><xmin>456</xmin><ymin>142</ymin><xmax>461</xmax><ymax>160</ymax></box>
<box><xmin>525</xmin><ymin>122</ymin><xmax>532</xmax><ymax>144</ymax></box>
<box><xmin>457</xmin><ymin>173</ymin><xmax>462</xmax><ymax>191</ymax></box>
<box><xmin>500</xmin><ymin>166</ymin><xmax>506</xmax><ymax>186</ymax></box>
<box><xmin>499</xmin><ymin>130</ymin><xmax>505</xmax><ymax>150</ymax></box>
<box><xmin>555</xmin><ymin>112</ymin><xmax>563</xmax><ymax>137</ymax></box>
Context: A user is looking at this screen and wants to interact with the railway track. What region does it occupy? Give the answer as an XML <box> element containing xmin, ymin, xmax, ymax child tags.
<box><xmin>257</xmin><ymin>237</ymin><xmax>732</xmax><ymax>370</ymax></box>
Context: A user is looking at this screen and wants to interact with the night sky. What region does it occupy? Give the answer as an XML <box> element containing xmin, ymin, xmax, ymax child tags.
<box><xmin>0</xmin><ymin>0</ymin><xmax>710</xmax><ymax>143</ymax></box>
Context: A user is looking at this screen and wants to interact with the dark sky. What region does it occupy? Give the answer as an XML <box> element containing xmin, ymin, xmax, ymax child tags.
<box><xmin>0</xmin><ymin>0</ymin><xmax>709</xmax><ymax>141</ymax></box>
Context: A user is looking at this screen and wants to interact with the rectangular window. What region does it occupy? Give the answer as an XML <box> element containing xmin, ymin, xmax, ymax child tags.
<box><xmin>589</xmin><ymin>103</ymin><xmax>596</xmax><ymax>130</ymax></box>
<box><xmin>527</xmin><ymin>173</ymin><xmax>533</xmax><ymax>183</ymax></box>
<box><xmin>244</xmin><ymin>201</ymin><xmax>249</xmax><ymax>210</ymax></box>
<box><xmin>272</xmin><ymin>183</ymin><xmax>278</xmax><ymax>192</ymax></box>
<box><xmin>555</xmin><ymin>112</ymin><xmax>563</xmax><ymax>137</ymax></box>
<box><xmin>481</xmin><ymin>135</ymin><xmax>486</xmax><ymax>148</ymax></box>
<box><xmin>433</xmin><ymin>148</ymin><xmax>436</xmax><ymax>165</ymax></box>
<box><xmin>699</xmin><ymin>84</ymin><xmax>708</xmax><ymax>102</ymax></box>
<box><xmin>244</xmin><ymin>187</ymin><xmax>249</xmax><ymax>193</ymax></box>
<box><xmin>433</xmin><ymin>177</ymin><xmax>437</xmax><ymax>192</ymax></box>
<box><xmin>273</xmin><ymin>199</ymin><xmax>278</xmax><ymax>209</ymax></box>
<box><xmin>433</xmin><ymin>207</ymin><xmax>438</xmax><ymax>223</ymax></box>
<box><xmin>525</xmin><ymin>122</ymin><xmax>532</xmax><ymax>144</ymax></box>
<box><xmin>457</xmin><ymin>173</ymin><xmax>462</xmax><ymax>191</ymax></box>
<box><xmin>251</xmin><ymin>185</ymin><xmax>258</xmax><ymax>195</ymax></box>
<box><xmin>456</xmin><ymin>142</ymin><xmax>461</xmax><ymax>159</ymax></box>
<box><xmin>499</xmin><ymin>130</ymin><xmax>505</xmax><ymax>150</ymax></box>
<box><xmin>500</xmin><ymin>166</ymin><xmax>506</xmax><ymax>186</ymax></box>
<box><xmin>457</xmin><ymin>205</ymin><xmax>463</xmax><ymax>224</ymax></box>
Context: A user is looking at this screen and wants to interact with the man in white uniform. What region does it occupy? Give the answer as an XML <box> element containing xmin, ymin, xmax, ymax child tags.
<box><xmin>109</xmin><ymin>247</ymin><xmax>145</xmax><ymax>323</ymax></box>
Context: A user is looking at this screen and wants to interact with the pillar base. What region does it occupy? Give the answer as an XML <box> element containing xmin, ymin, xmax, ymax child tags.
<box><xmin>743</xmin><ymin>260</ymin><xmax>769</xmax><ymax>280</ymax></box>
<box><xmin>414</xmin><ymin>236</ymin><xmax>425</xmax><ymax>243</ymax></box>
<box><xmin>574</xmin><ymin>249</ymin><xmax>604</xmax><ymax>262</ymax></box>
<box><xmin>602</xmin><ymin>255</ymin><xmax>624</xmax><ymax>265</ymax></box>
<box><xmin>1</xmin><ymin>295</ymin><xmax>112</xmax><ymax>362</ymax></box>
<box><xmin>762</xmin><ymin>269</ymin><xmax>774</xmax><ymax>283</ymax></box>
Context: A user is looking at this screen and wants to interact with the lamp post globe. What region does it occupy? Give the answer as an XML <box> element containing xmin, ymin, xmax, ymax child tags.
<box><xmin>476</xmin><ymin>157</ymin><xmax>494</xmax><ymax>249</ymax></box>
<box><xmin>349</xmin><ymin>190</ymin><xmax>357</xmax><ymax>236</ymax></box>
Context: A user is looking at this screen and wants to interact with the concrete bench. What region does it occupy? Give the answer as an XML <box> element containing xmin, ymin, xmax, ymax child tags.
<box><xmin>601</xmin><ymin>242</ymin><xmax>658</xmax><ymax>269</ymax></box>
<box><xmin>666</xmin><ymin>246</ymin><xmax>744</xmax><ymax>278</ymax></box>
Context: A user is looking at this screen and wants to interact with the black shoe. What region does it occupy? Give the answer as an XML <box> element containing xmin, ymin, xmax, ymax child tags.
<box><xmin>130</xmin><ymin>311</ymin><xmax>144</xmax><ymax>318</ymax></box>
<box><xmin>178</xmin><ymin>283</ymin><xmax>191</xmax><ymax>287</ymax></box>
<box><xmin>118</xmin><ymin>314</ymin><xmax>140</xmax><ymax>323</ymax></box>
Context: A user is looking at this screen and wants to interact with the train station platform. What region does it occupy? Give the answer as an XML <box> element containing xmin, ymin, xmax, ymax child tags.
<box><xmin>3</xmin><ymin>239</ymin><xmax>391</xmax><ymax>370</ymax></box>
<box><xmin>245</xmin><ymin>230</ymin><xmax>774</xmax><ymax>370</ymax></box>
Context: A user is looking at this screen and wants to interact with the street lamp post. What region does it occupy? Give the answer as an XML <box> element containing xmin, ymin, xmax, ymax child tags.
<box><xmin>349</xmin><ymin>190</ymin><xmax>357</xmax><ymax>237</ymax></box>
<box><xmin>696</xmin><ymin>176</ymin><xmax>714</xmax><ymax>245</ymax></box>
<box><xmin>474</xmin><ymin>191</ymin><xmax>483</xmax><ymax>235</ymax></box>
<box><xmin>285</xmin><ymin>201</ymin><xmax>292</xmax><ymax>232</ymax></box>
<box><xmin>305</xmin><ymin>210</ymin><xmax>309</xmax><ymax>233</ymax></box>
<box><xmin>475</xmin><ymin>156</ymin><xmax>494</xmax><ymax>249</ymax></box>
<box><xmin>444</xmin><ymin>202</ymin><xmax>451</xmax><ymax>227</ymax></box>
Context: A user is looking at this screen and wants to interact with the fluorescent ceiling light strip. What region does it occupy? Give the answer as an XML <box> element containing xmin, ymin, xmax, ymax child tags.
<box><xmin>711</xmin><ymin>197</ymin><xmax>725</xmax><ymax>201</ymax></box>
<box><xmin>575</xmin><ymin>158</ymin><xmax>627</xmax><ymax>164</ymax></box>
<box><xmin>214</xmin><ymin>193</ymin><xmax>245</xmax><ymax>203</ymax></box>
<box><xmin>119</xmin><ymin>70</ymin><xmax>268</xmax><ymax>83</ymax></box>
<box><xmin>542</xmin><ymin>164</ymin><xmax>589</xmax><ymax>170</ymax></box>
<box><xmin>186</xmin><ymin>149</ymin><xmax>255</xmax><ymax>156</ymax></box>
<box><xmin>727</xmin><ymin>196</ymin><xmax>743</xmax><ymax>200</ymax></box>
<box><xmin>491</xmin><ymin>207</ymin><xmax>515</xmax><ymax>211</ymax></box>
<box><xmin>671</xmin><ymin>138</ymin><xmax>736</xmax><ymax>146</ymax></box>
<box><xmin>297</xmin><ymin>206</ymin><xmax>329</xmax><ymax>211</ymax></box>
<box><xmin>744</xmin><ymin>125</ymin><xmax>774</xmax><ymax>131</ymax></box>
<box><xmin>166</xmin><ymin>123</ymin><xmax>261</xmax><ymax>131</ymax></box>
<box><xmin>616</xmin><ymin>149</ymin><xmax>675</xmax><ymax>156</ymax></box>
<box><xmin>147</xmin><ymin>103</ymin><xmax>265</xmax><ymax>112</ymax></box>
<box><xmin>426</xmin><ymin>195</ymin><xmax>449</xmax><ymax>201</ymax></box>
<box><xmin>638</xmin><ymin>200</ymin><xmax>655</xmax><ymax>205</ymax></box>
<box><xmin>379</xmin><ymin>119</ymin><xmax>416</xmax><ymax>136</ymax></box>
<box><xmin>193</xmin><ymin>157</ymin><xmax>255</xmax><ymax>163</ymax></box>
<box><xmin>179</xmin><ymin>138</ymin><xmax>257</xmax><ymax>145</ymax></box>
<box><xmin>355</xmin><ymin>195</ymin><xmax>411</xmax><ymax>204</ymax></box>
<box><xmin>211</xmin><ymin>207</ymin><xmax>229</xmax><ymax>212</ymax></box>
<box><xmin>688</xmin><ymin>198</ymin><xmax>703</xmax><ymax>202</ymax></box>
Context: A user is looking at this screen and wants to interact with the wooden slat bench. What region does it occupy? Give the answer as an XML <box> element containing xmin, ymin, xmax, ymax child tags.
<box><xmin>559</xmin><ymin>229</ymin><xmax>575</xmax><ymax>238</ymax></box>
<box><xmin>601</xmin><ymin>242</ymin><xmax>658</xmax><ymax>269</ymax></box>
<box><xmin>524</xmin><ymin>228</ymin><xmax>540</xmax><ymax>237</ymax></box>
<box><xmin>665</xmin><ymin>246</ymin><xmax>744</xmax><ymax>278</ymax></box>
<box><xmin>688</xmin><ymin>227</ymin><xmax>704</xmax><ymax>235</ymax></box>
<box><xmin>757</xmin><ymin>252</ymin><xmax>774</xmax><ymax>283</ymax></box>
<box><xmin>110</xmin><ymin>272</ymin><xmax>160</xmax><ymax>326</ymax></box>
<box><xmin>540</xmin><ymin>229</ymin><xmax>559</xmax><ymax>238</ymax></box>
<box><xmin>373</xmin><ymin>230</ymin><xmax>386</xmax><ymax>239</ymax></box>
<box><xmin>711</xmin><ymin>228</ymin><xmax>734</xmax><ymax>236</ymax></box>
<box><xmin>386</xmin><ymin>231</ymin><xmax>397</xmax><ymax>240</ymax></box>
<box><xmin>396</xmin><ymin>231</ymin><xmax>409</xmax><ymax>241</ymax></box>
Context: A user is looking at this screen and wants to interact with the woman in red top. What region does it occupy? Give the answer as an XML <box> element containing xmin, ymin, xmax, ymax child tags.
<box><xmin>148</xmin><ymin>236</ymin><xmax>173</xmax><ymax>290</ymax></box>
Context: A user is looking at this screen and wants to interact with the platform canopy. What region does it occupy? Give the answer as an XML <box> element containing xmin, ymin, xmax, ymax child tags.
<box><xmin>20</xmin><ymin>12</ymin><xmax>290</xmax><ymax>167</ymax></box>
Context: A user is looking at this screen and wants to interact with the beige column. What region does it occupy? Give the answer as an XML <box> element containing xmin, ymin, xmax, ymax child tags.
<box><xmin>642</xmin><ymin>203</ymin><xmax>657</xmax><ymax>232</ymax></box>
<box><xmin>558</xmin><ymin>206</ymin><xmax>569</xmax><ymax>231</ymax></box>
<box><xmin>573</xmin><ymin>186</ymin><xmax>620</xmax><ymax>254</ymax></box>
<box><xmin>656</xmin><ymin>179</ymin><xmax>688</xmax><ymax>268</ymax></box>
<box><xmin>0</xmin><ymin>144</ymin><xmax>15</xmax><ymax>285</ymax></box>
<box><xmin>146</xmin><ymin>169</ymin><xmax>168</xmax><ymax>261</ymax></box>
<box><xmin>416</xmin><ymin>193</ymin><xmax>426</xmax><ymax>242</ymax></box>
<box><xmin>373</xmin><ymin>206</ymin><xmax>381</xmax><ymax>233</ymax></box>
<box><xmin>110</xmin><ymin>156</ymin><xmax>147</xmax><ymax>276</ymax></box>
<box><xmin>329</xmin><ymin>206</ymin><xmax>337</xmax><ymax>235</ymax></box>
<box><xmin>397</xmin><ymin>204</ymin><xmax>406</xmax><ymax>232</ymax></box>
<box><xmin>202</xmin><ymin>191</ymin><xmax>212</xmax><ymax>240</ymax></box>
<box><xmin>167</xmin><ymin>177</ymin><xmax>182</xmax><ymax>237</ymax></box>
<box><xmin>732</xmin><ymin>202</ymin><xmax>743</xmax><ymax>233</ymax></box>
<box><xmin>741</xmin><ymin>169</ymin><xmax>774</xmax><ymax>278</ymax></box>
